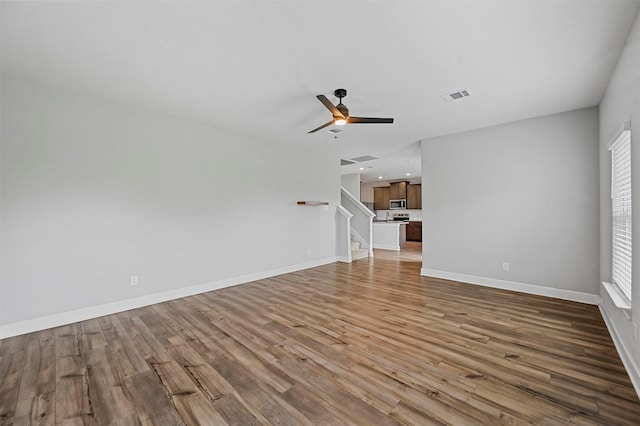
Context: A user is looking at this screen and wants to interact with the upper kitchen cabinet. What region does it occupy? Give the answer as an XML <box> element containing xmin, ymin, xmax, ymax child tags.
<box><xmin>407</xmin><ymin>184</ymin><xmax>422</xmax><ymax>209</ymax></box>
<box><xmin>389</xmin><ymin>181</ymin><xmax>408</xmax><ymax>200</ymax></box>
<box><xmin>373</xmin><ymin>187</ymin><xmax>390</xmax><ymax>210</ymax></box>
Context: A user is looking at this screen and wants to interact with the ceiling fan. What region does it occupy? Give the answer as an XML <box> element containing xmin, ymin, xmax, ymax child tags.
<box><xmin>308</xmin><ymin>88</ymin><xmax>394</xmax><ymax>133</ymax></box>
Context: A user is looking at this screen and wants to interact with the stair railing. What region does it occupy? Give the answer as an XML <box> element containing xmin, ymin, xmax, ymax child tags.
<box><xmin>336</xmin><ymin>205</ymin><xmax>353</xmax><ymax>263</ymax></box>
<box><xmin>340</xmin><ymin>186</ymin><xmax>375</xmax><ymax>257</ymax></box>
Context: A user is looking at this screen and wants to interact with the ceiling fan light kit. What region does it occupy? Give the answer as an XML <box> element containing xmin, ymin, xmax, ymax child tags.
<box><xmin>308</xmin><ymin>88</ymin><xmax>394</xmax><ymax>134</ymax></box>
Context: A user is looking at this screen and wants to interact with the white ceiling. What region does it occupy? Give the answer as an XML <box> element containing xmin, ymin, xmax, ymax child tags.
<box><xmin>2</xmin><ymin>1</ymin><xmax>639</xmax><ymax>183</ymax></box>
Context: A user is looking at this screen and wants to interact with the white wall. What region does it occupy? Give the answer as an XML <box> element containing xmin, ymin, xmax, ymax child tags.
<box><xmin>599</xmin><ymin>9</ymin><xmax>640</xmax><ymax>391</ymax></box>
<box><xmin>0</xmin><ymin>76</ymin><xmax>339</xmax><ymax>331</ymax></box>
<box><xmin>360</xmin><ymin>182</ymin><xmax>380</xmax><ymax>203</ymax></box>
<box><xmin>340</xmin><ymin>173</ymin><xmax>360</xmax><ymax>200</ymax></box>
<box><xmin>421</xmin><ymin>108</ymin><xmax>600</xmax><ymax>301</ymax></box>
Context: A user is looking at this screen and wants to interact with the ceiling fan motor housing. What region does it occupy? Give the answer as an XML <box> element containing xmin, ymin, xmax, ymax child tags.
<box><xmin>334</xmin><ymin>88</ymin><xmax>347</xmax><ymax>98</ymax></box>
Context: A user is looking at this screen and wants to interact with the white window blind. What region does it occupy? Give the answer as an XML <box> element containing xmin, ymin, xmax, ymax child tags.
<box><xmin>609</xmin><ymin>126</ymin><xmax>632</xmax><ymax>302</ymax></box>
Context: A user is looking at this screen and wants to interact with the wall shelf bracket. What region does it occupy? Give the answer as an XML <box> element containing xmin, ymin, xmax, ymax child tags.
<box><xmin>297</xmin><ymin>201</ymin><xmax>329</xmax><ymax>206</ymax></box>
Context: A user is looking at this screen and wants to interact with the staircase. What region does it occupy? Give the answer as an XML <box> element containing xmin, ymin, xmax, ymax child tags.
<box><xmin>338</xmin><ymin>186</ymin><xmax>375</xmax><ymax>263</ymax></box>
<box><xmin>351</xmin><ymin>238</ymin><xmax>369</xmax><ymax>261</ymax></box>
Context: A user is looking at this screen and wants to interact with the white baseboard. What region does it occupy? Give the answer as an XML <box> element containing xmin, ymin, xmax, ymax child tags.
<box><xmin>599</xmin><ymin>304</ymin><xmax>640</xmax><ymax>399</ymax></box>
<box><xmin>0</xmin><ymin>257</ymin><xmax>338</xmax><ymax>339</ymax></box>
<box><xmin>337</xmin><ymin>255</ymin><xmax>352</xmax><ymax>263</ymax></box>
<box><xmin>373</xmin><ymin>244</ymin><xmax>400</xmax><ymax>251</ymax></box>
<box><xmin>420</xmin><ymin>268</ymin><xmax>601</xmax><ymax>305</ymax></box>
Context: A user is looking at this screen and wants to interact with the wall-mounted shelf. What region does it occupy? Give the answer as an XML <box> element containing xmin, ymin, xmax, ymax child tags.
<box><xmin>297</xmin><ymin>201</ymin><xmax>329</xmax><ymax>206</ymax></box>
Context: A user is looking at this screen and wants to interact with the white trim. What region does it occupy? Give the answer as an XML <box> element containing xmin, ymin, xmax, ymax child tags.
<box><xmin>374</xmin><ymin>243</ymin><xmax>401</xmax><ymax>251</ymax></box>
<box><xmin>601</xmin><ymin>281</ymin><xmax>632</xmax><ymax>309</ymax></box>
<box><xmin>0</xmin><ymin>257</ymin><xmax>338</xmax><ymax>339</ymax></box>
<box><xmin>337</xmin><ymin>205</ymin><xmax>354</xmax><ymax>219</ymax></box>
<box><xmin>337</xmin><ymin>205</ymin><xmax>353</xmax><ymax>263</ymax></box>
<box><xmin>340</xmin><ymin>186</ymin><xmax>376</xmax><ymax>218</ymax></box>
<box><xmin>420</xmin><ymin>268</ymin><xmax>601</xmax><ymax>305</ymax></box>
<box><xmin>606</xmin><ymin>120</ymin><xmax>631</xmax><ymax>150</ymax></box>
<box><xmin>599</xmin><ymin>303</ymin><xmax>640</xmax><ymax>399</ymax></box>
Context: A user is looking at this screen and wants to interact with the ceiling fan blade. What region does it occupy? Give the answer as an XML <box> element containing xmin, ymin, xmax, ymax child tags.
<box><xmin>316</xmin><ymin>95</ymin><xmax>345</xmax><ymax>118</ymax></box>
<box><xmin>348</xmin><ymin>117</ymin><xmax>394</xmax><ymax>124</ymax></box>
<box><xmin>307</xmin><ymin>119</ymin><xmax>335</xmax><ymax>134</ymax></box>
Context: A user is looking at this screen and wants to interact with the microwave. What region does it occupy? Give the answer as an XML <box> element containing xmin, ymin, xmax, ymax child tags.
<box><xmin>389</xmin><ymin>199</ymin><xmax>407</xmax><ymax>209</ymax></box>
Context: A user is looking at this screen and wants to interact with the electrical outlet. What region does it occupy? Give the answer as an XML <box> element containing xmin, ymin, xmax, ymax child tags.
<box><xmin>307</xmin><ymin>248</ymin><xmax>312</xmax><ymax>255</ymax></box>
<box><xmin>502</xmin><ymin>262</ymin><xmax>509</xmax><ymax>271</ymax></box>
<box><xmin>130</xmin><ymin>275</ymin><xmax>138</xmax><ymax>286</ymax></box>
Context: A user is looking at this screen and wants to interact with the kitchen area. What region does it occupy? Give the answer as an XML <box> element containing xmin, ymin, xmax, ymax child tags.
<box><xmin>363</xmin><ymin>180</ymin><xmax>422</xmax><ymax>252</ymax></box>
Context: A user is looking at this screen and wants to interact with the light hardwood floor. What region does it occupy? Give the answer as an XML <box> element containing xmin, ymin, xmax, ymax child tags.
<box><xmin>1</xmin><ymin>245</ymin><xmax>639</xmax><ymax>425</ymax></box>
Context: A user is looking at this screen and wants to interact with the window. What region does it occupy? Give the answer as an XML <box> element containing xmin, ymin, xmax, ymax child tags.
<box><xmin>608</xmin><ymin>122</ymin><xmax>632</xmax><ymax>305</ymax></box>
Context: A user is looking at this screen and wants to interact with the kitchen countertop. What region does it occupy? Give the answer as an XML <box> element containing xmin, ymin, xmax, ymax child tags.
<box><xmin>374</xmin><ymin>218</ymin><xmax>421</xmax><ymax>222</ymax></box>
<box><xmin>373</xmin><ymin>221</ymin><xmax>408</xmax><ymax>225</ymax></box>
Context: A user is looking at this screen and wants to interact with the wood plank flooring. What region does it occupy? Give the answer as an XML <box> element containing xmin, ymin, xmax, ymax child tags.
<box><xmin>1</xmin><ymin>246</ymin><xmax>639</xmax><ymax>425</ymax></box>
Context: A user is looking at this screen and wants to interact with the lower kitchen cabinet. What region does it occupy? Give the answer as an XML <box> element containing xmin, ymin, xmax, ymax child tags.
<box><xmin>406</xmin><ymin>221</ymin><xmax>422</xmax><ymax>242</ymax></box>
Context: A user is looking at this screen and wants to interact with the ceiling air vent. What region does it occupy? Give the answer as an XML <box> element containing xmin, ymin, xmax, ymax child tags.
<box><xmin>341</xmin><ymin>159</ymin><xmax>356</xmax><ymax>166</ymax></box>
<box><xmin>441</xmin><ymin>89</ymin><xmax>471</xmax><ymax>102</ymax></box>
<box><xmin>350</xmin><ymin>155</ymin><xmax>379</xmax><ymax>162</ymax></box>
<box><xmin>328</xmin><ymin>128</ymin><xmax>342</xmax><ymax>134</ymax></box>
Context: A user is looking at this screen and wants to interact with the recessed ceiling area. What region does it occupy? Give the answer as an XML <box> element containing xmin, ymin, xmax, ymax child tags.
<box><xmin>2</xmin><ymin>1</ymin><xmax>639</xmax><ymax>183</ymax></box>
<box><xmin>341</xmin><ymin>142</ymin><xmax>422</xmax><ymax>183</ymax></box>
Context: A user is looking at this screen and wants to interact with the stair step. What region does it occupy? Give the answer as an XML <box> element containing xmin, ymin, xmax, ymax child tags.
<box><xmin>350</xmin><ymin>241</ymin><xmax>361</xmax><ymax>250</ymax></box>
<box><xmin>351</xmin><ymin>248</ymin><xmax>369</xmax><ymax>261</ymax></box>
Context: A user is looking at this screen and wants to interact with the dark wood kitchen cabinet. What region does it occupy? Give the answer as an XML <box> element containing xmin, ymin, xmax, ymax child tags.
<box><xmin>406</xmin><ymin>221</ymin><xmax>422</xmax><ymax>242</ymax></box>
<box><xmin>389</xmin><ymin>181</ymin><xmax>408</xmax><ymax>200</ymax></box>
<box><xmin>373</xmin><ymin>187</ymin><xmax>390</xmax><ymax>210</ymax></box>
<box><xmin>407</xmin><ymin>184</ymin><xmax>422</xmax><ymax>209</ymax></box>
